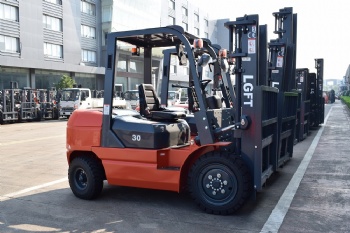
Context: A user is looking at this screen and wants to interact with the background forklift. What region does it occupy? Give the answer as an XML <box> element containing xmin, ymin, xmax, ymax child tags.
<box><xmin>308</xmin><ymin>58</ymin><xmax>324</xmax><ymax>128</ymax></box>
<box><xmin>19</xmin><ymin>87</ymin><xmax>42</xmax><ymax>122</ymax></box>
<box><xmin>266</xmin><ymin>7</ymin><xmax>299</xmax><ymax>166</ymax></box>
<box><xmin>38</xmin><ymin>88</ymin><xmax>59</xmax><ymax>120</ymax></box>
<box><xmin>0</xmin><ymin>81</ymin><xmax>21</xmax><ymax>124</ymax></box>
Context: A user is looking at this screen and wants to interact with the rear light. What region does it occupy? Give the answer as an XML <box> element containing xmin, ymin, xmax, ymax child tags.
<box><xmin>193</xmin><ymin>39</ymin><xmax>203</xmax><ymax>49</ymax></box>
<box><xmin>219</xmin><ymin>49</ymin><xmax>227</xmax><ymax>58</ymax></box>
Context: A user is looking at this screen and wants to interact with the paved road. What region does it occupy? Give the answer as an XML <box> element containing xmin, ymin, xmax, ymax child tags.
<box><xmin>0</xmin><ymin>101</ymin><xmax>347</xmax><ymax>233</ymax></box>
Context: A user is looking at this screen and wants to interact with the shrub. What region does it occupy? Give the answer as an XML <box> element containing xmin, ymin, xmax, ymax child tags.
<box><xmin>341</xmin><ymin>96</ymin><xmax>350</xmax><ymax>109</ymax></box>
<box><xmin>55</xmin><ymin>75</ymin><xmax>76</xmax><ymax>90</ymax></box>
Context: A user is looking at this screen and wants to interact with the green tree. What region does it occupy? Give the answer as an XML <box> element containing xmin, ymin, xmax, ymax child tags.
<box><xmin>55</xmin><ymin>75</ymin><xmax>76</xmax><ymax>89</ymax></box>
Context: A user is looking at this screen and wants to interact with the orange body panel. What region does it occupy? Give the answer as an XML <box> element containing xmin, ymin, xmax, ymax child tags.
<box><xmin>66</xmin><ymin>109</ymin><xmax>102</xmax><ymax>156</ymax></box>
<box><xmin>67</xmin><ymin>109</ymin><xmax>231</xmax><ymax>192</ymax></box>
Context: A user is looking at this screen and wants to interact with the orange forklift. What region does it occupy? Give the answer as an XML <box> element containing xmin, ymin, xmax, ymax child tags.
<box><xmin>67</xmin><ymin>22</ymin><xmax>279</xmax><ymax>215</ymax></box>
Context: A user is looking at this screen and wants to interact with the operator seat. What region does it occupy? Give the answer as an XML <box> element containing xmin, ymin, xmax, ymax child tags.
<box><xmin>138</xmin><ymin>84</ymin><xmax>186</xmax><ymax>121</ymax></box>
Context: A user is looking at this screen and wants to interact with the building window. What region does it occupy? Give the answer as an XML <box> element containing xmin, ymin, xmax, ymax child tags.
<box><xmin>0</xmin><ymin>35</ymin><xmax>19</xmax><ymax>53</ymax></box>
<box><xmin>194</xmin><ymin>27</ymin><xmax>199</xmax><ymax>36</ymax></box>
<box><xmin>194</xmin><ymin>13</ymin><xmax>199</xmax><ymax>22</ymax></box>
<box><xmin>168</xmin><ymin>0</ymin><xmax>175</xmax><ymax>10</ymax></box>
<box><xmin>81</xmin><ymin>25</ymin><xmax>96</xmax><ymax>39</ymax></box>
<box><xmin>81</xmin><ymin>1</ymin><xmax>96</xmax><ymax>16</ymax></box>
<box><xmin>102</xmin><ymin>6</ymin><xmax>112</xmax><ymax>22</ymax></box>
<box><xmin>205</xmin><ymin>70</ymin><xmax>209</xmax><ymax>77</ymax></box>
<box><xmin>44</xmin><ymin>0</ymin><xmax>62</xmax><ymax>5</ymax></box>
<box><xmin>204</xmin><ymin>19</ymin><xmax>208</xmax><ymax>27</ymax></box>
<box><xmin>170</xmin><ymin>56</ymin><xmax>177</xmax><ymax>74</ymax></box>
<box><xmin>44</xmin><ymin>43</ymin><xmax>63</xmax><ymax>58</ymax></box>
<box><xmin>183</xmin><ymin>67</ymin><xmax>189</xmax><ymax>75</ymax></box>
<box><xmin>129</xmin><ymin>59</ymin><xmax>144</xmax><ymax>73</ymax></box>
<box><xmin>0</xmin><ymin>3</ymin><xmax>18</xmax><ymax>21</ymax></box>
<box><xmin>182</xmin><ymin>7</ymin><xmax>188</xmax><ymax>16</ymax></box>
<box><xmin>102</xmin><ymin>31</ymin><xmax>109</xmax><ymax>46</ymax></box>
<box><xmin>182</xmin><ymin>22</ymin><xmax>188</xmax><ymax>31</ymax></box>
<box><xmin>43</xmin><ymin>15</ymin><xmax>62</xmax><ymax>31</ymax></box>
<box><xmin>170</xmin><ymin>65</ymin><xmax>177</xmax><ymax>74</ymax></box>
<box><xmin>204</xmin><ymin>32</ymin><xmax>209</xmax><ymax>39</ymax></box>
<box><xmin>117</xmin><ymin>56</ymin><xmax>127</xmax><ymax>72</ymax></box>
<box><xmin>168</xmin><ymin>16</ymin><xmax>175</xmax><ymax>25</ymax></box>
<box><xmin>81</xmin><ymin>49</ymin><xmax>96</xmax><ymax>63</ymax></box>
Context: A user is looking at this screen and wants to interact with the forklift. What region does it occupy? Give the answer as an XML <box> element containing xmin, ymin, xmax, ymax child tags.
<box><xmin>19</xmin><ymin>88</ymin><xmax>42</xmax><ymax>122</ymax></box>
<box><xmin>67</xmin><ymin>25</ymin><xmax>250</xmax><ymax>215</ymax></box>
<box><xmin>296</xmin><ymin>59</ymin><xmax>324</xmax><ymax>133</ymax></box>
<box><xmin>0</xmin><ymin>81</ymin><xmax>21</xmax><ymax>124</ymax></box>
<box><xmin>295</xmin><ymin>68</ymin><xmax>311</xmax><ymax>141</ymax></box>
<box><xmin>66</xmin><ymin>19</ymin><xmax>285</xmax><ymax>214</ymax></box>
<box><xmin>266</xmin><ymin>7</ymin><xmax>299</xmax><ymax>166</ymax></box>
<box><xmin>39</xmin><ymin>88</ymin><xmax>59</xmax><ymax>120</ymax></box>
<box><xmin>309</xmin><ymin>58</ymin><xmax>324</xmax><ymax>127</ymax></box>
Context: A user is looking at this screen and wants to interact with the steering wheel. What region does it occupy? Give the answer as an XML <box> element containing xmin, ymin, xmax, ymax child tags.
<box><xmin>199</xmin><ymin>79</ymin><xmax>212</xmax><ymax>91</ymax></box>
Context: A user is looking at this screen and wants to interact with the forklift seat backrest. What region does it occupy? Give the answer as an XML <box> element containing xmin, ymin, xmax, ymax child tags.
<box><xmin>138</xmin><ymin>84</ymin><xmax>161</xmax><ymax>113</ymax></box>
<box><xmin>206</xmin><ymin>95</ymin><xmax>222</xmax><ymax>109</ymax></box>
<box><xmin>138</xmin><ymin>84</ymin><xmax>186</xmax><ymax>121</ymax></box>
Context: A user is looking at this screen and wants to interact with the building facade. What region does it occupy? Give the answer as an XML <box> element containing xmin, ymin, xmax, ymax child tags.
<box><xmin>0</xmin><ymin>0</ymin><xmax>226</xmax><ymax>93</ymax></box>
<box><xmin>0</xmin><ymin>0</ymin><xmax>106</xmax><ymax>90</ymax></box>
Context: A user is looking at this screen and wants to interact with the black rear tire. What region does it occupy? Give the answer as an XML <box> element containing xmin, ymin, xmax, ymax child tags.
<box><xmin>68</xmin><ymin>156</ymin><xmax>104</xmax><ymax>200</ymax></box>
<box><xmin>188</xmin><ymin>151</ymin><xmax>252</xmax><ymax>215</ymax></box>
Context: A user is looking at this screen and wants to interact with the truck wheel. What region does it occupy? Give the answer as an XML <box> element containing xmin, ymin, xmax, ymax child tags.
<box><xmin>35</xmin><ymin>110</ymin><xmax>42</xmax><ymax>121</ymax></box>
<box><xmin>53</xmin><ymin>109</ymin><xmax>59</xmax><ymax>120</ymax></box>
<box><xmin>68</xmin><ymin>156</ymin><xmax>104</xmax><ymax>200</ymax></box>
<box><xmin>188</xmin><ymin>151</ymin><xmax>252</xmax><ymax>215</ymax></box>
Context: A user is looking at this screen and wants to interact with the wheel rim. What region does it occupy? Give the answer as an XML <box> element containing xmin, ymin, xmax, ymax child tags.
<box><xmin>74</xmin><ymin>168</ymin><xmax>88</xmax><ymax>190</ymax></box>
<box><xmin>199</xmin><ymin>165</ymin><xmax>238</xmax><ymax>205</ymax></box>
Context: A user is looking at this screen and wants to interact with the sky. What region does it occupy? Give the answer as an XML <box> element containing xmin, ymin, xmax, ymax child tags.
<box><xmin>192</xmin><ymin>0</ymin><xmax>349</xmax><ymax>80</ymax></box>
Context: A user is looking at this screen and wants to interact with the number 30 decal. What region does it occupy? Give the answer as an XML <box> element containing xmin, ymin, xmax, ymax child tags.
<box><xmin>132</xmin><ymin>134</ymin><xmax>141</xmax><ymax>141</ymax></box>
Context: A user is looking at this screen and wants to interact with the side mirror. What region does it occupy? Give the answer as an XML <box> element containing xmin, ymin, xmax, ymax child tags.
<box><xmin>220</xmin><ymin>58</ymin><xmax>229</xmax><ymax>73</ymax></box>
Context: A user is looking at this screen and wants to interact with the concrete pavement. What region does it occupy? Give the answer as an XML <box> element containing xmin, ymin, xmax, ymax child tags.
<box><xmin>274</xmin><ymin>100</ymin><xmax>350</xmax><ymax>232</ymax></box>
<box><xmin>0</xmin><ymin>100</ymin><xmax>349</xmax><ymax>233</ymax></box>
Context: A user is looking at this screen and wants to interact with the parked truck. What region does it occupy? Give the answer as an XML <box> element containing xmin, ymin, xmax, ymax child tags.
<box><xmin>59</xmin><ymin>87</ymin><xmax>127</xmax><ymax>118</ymax></box>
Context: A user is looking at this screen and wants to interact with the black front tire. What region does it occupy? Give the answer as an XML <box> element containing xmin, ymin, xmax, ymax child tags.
<box><xmin>68</xmin><ymin>156</ymin><xmax>104</xmax><ymax>200</ymax></box>
<box><xmin>188</xmin><ymin>151</ymin><xmax>252</xmax><ymax>215</ymax></box>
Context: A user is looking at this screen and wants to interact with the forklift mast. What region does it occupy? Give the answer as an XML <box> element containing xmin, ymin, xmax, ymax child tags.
<box><xmin>208</xmin><ymin>42</ymin><xmax>235</xmax><ymax>109</ymax></box>
<box><xmin>225</xmin><ymin>14</ymin><xmax>279</xmax><ymax>191</ymax></box>
<box><xmin>273</xmin><ymin>7</ymin><xmax>298</xmax><ymax>91</ymax></box>
<box><xmin>160</xmin><ymin>39</ymin><xmax>235</xmax><ymax>111</ymax></box>
<box><xmin>295</xmin><ymin>68</ymin><xmax>311</xmax><ymax>141</ymax></box>
<box><xmin>267</xmin><ymin>8</ymin><xmax>298</xmax><ymax>168</ymax></box>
